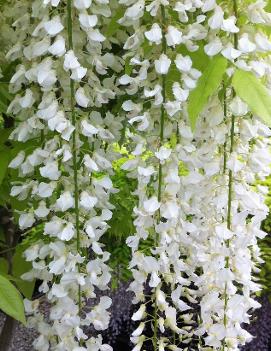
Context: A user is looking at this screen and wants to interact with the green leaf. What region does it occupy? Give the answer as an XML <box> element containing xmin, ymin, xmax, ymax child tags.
<box><xmin>12</xmin><ymin>246</ymin><xmax>35</xmax><ymax>299</ymax></box>
<box><xmin>142</xmin><ymin>39</ymin><xmax>153</xmax><ymax>57</ymax></box>
<box><xmin>177</xmin><ymin>43</ymin><xmax>210</xmax><ymax>72</ymax></box>
<box><xmin>0</xmin><ymin>84</ymin><xmax>11</xmax><ymax>113</ymax></box>
<box><xmin>166</xmin><ymin>65</ymin><xmax>181</xmax><ymax>100</ymax></box>
<box><xmin>0</xmin><ymin>128</ymin><xmax>12</xmax><ymax>149</ymax></box>
<box><xmin>0</xmin><ymin>274</ymin><xmax>26</xmax><ymax>325</ymax></box>
<box><xmin>0</xmin><ymin>258</ymin><xmax>8</xmax><ymax>275</ymax></box>
<box><xmin>125</xmin><ymin>57</ymin><xmax>133</xmax><ymax>76</ymax></box>
<box><xmin>105</xmin><ymin>8</ymin><xmax>125</xmax><ymax>37</ymax></box>
<box><xmin>0</xmin><ymin>148</ymin><xmax>11</xmax><ymax>185</ymax></box>
<box><xmin>188</xmin><ymin>55</ymin><xmax>227</xmax><ymax>130</ymax></box>
<box><xmin>232</xmin><ymin>69</ymin><xmax>271</xmax><ymax>127</ymax></box>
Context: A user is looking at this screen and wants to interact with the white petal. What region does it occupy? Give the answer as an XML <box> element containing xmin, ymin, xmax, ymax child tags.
<box><xmin>19</xmin><ymin>213</ymin><xmax>35</xmax><ymax>230</ymax></box>
<box><xmin>32</xmin><ymin>37</ymin><xmax>50</xmax><ymax>57</ymax></box>
<box><xmin>155</xmin><ymin>54</ymin><xmax>171</xmax><ymax>75</ymax></box>
<box><xmin>74</xmin><ymin>0</ymin><xmax>92</xmax><ymax>9</ymax></box>
<box><xmin>55</xmin><ymin>191</ymin><xmax>75</xmax><ymax>212</ymax></box>
<box><xmin>37</xmin><ymin>182</ymin><xmax>56</xmax><ymax>198</ymax></box>
<box><xmin>71</xmin><ymin>66</ymin><xmax>87</xmax><ymax>81</ymax></box>
<box><xmin>132</xmin><ymin>305</ymin><xmax>146</xmax><ymax>321</ymax></box>
<box><xmin>59</xmin><ymin>223</ymin><xmax>75</xmax><ymax>241</ymax></box>
<box><xmin>79</xmin><ymin>14</ymin><xmax>98</xmax><ymax>28</ymax></box>
<box><xmin>49</xmin><ymin>256</ymin><xmax>66</xmax><ymax>274</ymax></box>
<box><xmin>204</xmin><ymin>38</ymin><xmax>223</xmax><ymax>56</ymax></box>
<box><xmin>94</xmin><ymin>176</ymin><xmax>112</xmax><ymax>189</ymax></box>
<box><xmin>145</xmin><ymin>23</ymin><xmax>162</xmax><ymax>45</ymax></box>
<box><xmin>238</xmin><ymin>34</ymin><xmax>256</xmax><ymax>53</ymax></box>
<box><xmin>132</xmin><ymin>322</ymin><xmax>145</xmax><ymax>337</ymax></box>
<box><xmin>44</xmin><ymin>16</ymin><xmax>64</xmax><ymax>36</ymax></box>
<box><xmin>9</xmin><ymin>151</ymin><xmax>25</xmax><ymax>169</ymax></box>
<box><xmin>221</xmin><ymin>45</ymin><xmax>241</xmax><ymax>60</ymax></box>
<box><xmin>221</xmin><ymin>16</ymin><xmax>239</xmax><ymax>33</ymax></box>
<box><xmin>208</xmin><ymin>6</ymin><xmax>224</xmax><ymax>29</ymax></box>
<box><xmin>34</xmin><ymin>201</ymin><xmax>50</xmax><ymax>218</ymax></box>
<box><xmin>172</xmin><ymin>82</ymin><xmax>189</xmax><ymax>102</ymax></box>
<box><xmin>149</xmin><ymin>272</ymin><xmax>161</xmax><ymax>287</ymax></box>
<box><xmin>255</xmin><ymin>32</ymin><xmax>271</xmax><ymax>51</ymax></box>
<box><xmin>75</xmin><ymin>87</ymin><xmax>90</xmax><ymax>107</ymax></box>
<box><xmin>40</xmin><ymin>161</ymin><xmax>61</xmax><ymax>180</ymax></box>
<box><xmin>64</xmin><ymin>50</ymin><xmax>80</xmax><ymax>70</ymax></box>
<box><xmin>48</xmin><ymin>35</ymin><xmax>66</xmax><ymax>56</ymax></box>
<box><xmin>175</xmin><ymin>54</ymin><xmax>192</xmax><ymax>72</ymax></box>
<box><xmin>230</xmin><ymin>96</ymin><xmax>248</xmax><ymax>116</ymax></box>
<box><xmin>88</xmin><ymin>29</ymin><xmax>105</xmax><ymax>42</ymax></box>
<box><xmin>83</xmin><ymin>154</ymin><xmax>99</xmax><ymax>171</ymax></box>
<box><xmin>143</xmin><ymin>196</ymin><xmax>160</xmax><ymax>214</ymax></box>
<box><xmin>80</xmin><ymin>191</ymin><xmax>98</xmax><ymax>210</ymax></box>
<box><xmin>51</xmin><ymin>283</ymin><xmax>67</xmax><ymax>297</ymax></box>
<box><xmin>155</xmin><ymin>146</ymin><xmax>171</xmax><ymax>161</ymax></box>
<box><xmin>165</xmin><ymin>25</ymin><xmax>183</xmax><ymax>47</ymax></box>
<box><xmin>19</xmin><ymin>89</ymin><xmax>35</xmax><ymax>108</ymax></box>
<box><xmin>81</xmin><ymin>120</ymin><xmax>98</xmax><ymax>136</ymax></box>
<box><xmin>100</xmin><ymin>345</ymin><xmax>113</xmax><ymax>351</ymax></box>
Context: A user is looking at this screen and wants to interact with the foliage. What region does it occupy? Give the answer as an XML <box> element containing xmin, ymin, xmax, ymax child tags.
<box><xmin>0</xmin><ymin>274</ymin><xmax>26</xmax><ymax>324</ymax></box>
<box><xmin>104</xmin><ymin>157</ymin><xmax>137</xmax><ymax>288</ymax></box>
<box><xmin>0</xmin><ymin>55</ymin><xmax>34</xmax><ymax>323</ymax></box>
<box><xmin>232</xmin><ymin>70</ymin><xmax>271</xmax><ymax>128</ymax></box>
<box><xmin>188</xmin><ymin>55</ymin><xmax>228</xmax><ymax>130</ymax></box>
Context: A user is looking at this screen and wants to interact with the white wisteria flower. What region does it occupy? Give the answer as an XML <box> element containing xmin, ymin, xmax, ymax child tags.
<box><xmin>155</xmin><ymin>54</ymin><xmax>171</xmax><ymax>75</ymax></box>
<box><xmin>145</xmin><ymin>23</ymin><xmax>162</xmax><ymax>44</ymax></box>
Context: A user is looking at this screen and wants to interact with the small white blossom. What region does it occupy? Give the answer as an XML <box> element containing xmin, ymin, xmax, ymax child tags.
<box><xmin>154</xmin><ymin>54</ymin><xmax>171</xmax><ymax>75</ymax></box>
<box><xmin>145</xmin><ymin>23</ymin><xmax>162</xmax><ymax>45</ymax></box>
<box><xmin>165</xmin><ymin>26</ymin><xmax>183</xmax><ymax>47</ymax></box>
<box><xmin>55</xmin><ymin>191</ymin><xmax>74</xmax><ymax>212</ymax></box>
<box><xmin>44</xmin><ymin>16</ymin><xmax>64</xmax><ymax>36</ymax></box>
<box><xmin>40</xmin><ymin>161</ymin><xmax>61</xmax><ymax>180</ymax></box>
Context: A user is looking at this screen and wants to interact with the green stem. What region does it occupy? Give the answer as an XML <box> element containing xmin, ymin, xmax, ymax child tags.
<box><xmin>223</xmin><ymin>83</ymin><xmax>227</xmax><ymax>174</ymax></box>
<box><xmin>157</xmin><ymin>7</ymin><xmax>166</xmax><ymax>203</ymax></box>
<box><xmin>222</xmin><ymin>2</ymin><xmax>238</xmax><ymax>350</ymax></box>
<box><xmin>67</xmin><ymin>0</ymin><xmax>82</xmax><ymax>312</ymax></box>
<box><xmin>233</xmin><ymin>0</ymin><xmax>238</xmax><ymax>50</ymax></box>
<box><xmin>153</xmin><ymin>6</ymin><xmax>167</xmax><ymax>351</ymax></box>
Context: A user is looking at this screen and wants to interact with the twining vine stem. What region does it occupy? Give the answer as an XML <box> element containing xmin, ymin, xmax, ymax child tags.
<box><xmin>222</xmin><ymin>0</ymin><xmax>238</xmax><ymax>349</ymax></box>
<box><xmin>153</xmin><ymin>5</ymin><xmax>167</xmax><ymax>351</ymax></box>
<box><xmin>67</xmin><ymin>0</ymin><xmax>82</xmax><ymax>312</ymax></box>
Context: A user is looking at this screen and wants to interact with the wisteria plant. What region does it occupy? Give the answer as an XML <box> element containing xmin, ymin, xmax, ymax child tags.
<box><xmin>1</xmin><ymin>0</ymin><xmax>271</xmax><ymax>351</ymax></box>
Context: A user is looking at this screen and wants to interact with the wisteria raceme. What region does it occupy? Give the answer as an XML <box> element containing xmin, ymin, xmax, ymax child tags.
<box><xmin>182</xmin><ymin>100</ymin><xmax>271</xmax><ymax>350</ymax></box>
<box><xmin>178</xmin><ymin>1</ymin><xmax>271</xmax><ymax>350</ymax></box>
<box><xmin>6</xmin><ymin>0</ymin><xmax>124</xmax><ymax>350</ymax></box>
<box><xmin>3</xmin><ymin>0</ymin><xmax>271</xmax><ymax>351</ymax></box>
<box><xmin>118</xmin><ymin>1</ymin><xmax>215</xmax><ymax>350</ymax></box>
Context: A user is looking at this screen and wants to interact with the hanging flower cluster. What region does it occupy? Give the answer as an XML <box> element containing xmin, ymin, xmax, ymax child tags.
<box><xmin>117</xmin><ymin>0</ymin><xmax>271</xmax><ymax>350</ymax></box>
<box><xmin>118</xmin><ymin>1</ymin><xmax>208</xmax><ymax>350</ymax></box>
<box><xmin>4</xmin><ymin>0</ymin><xmax>271</xmax><ymax>351</ymax></box>
<box><xmin>6</xmin><ymin>0</ymin><xmax>124</xmax><ymax>350</ymax></box>
<box><xmin>177</xmin><ymin>1</ymin><xmax>271</xmax><ymax>350</ymax></box>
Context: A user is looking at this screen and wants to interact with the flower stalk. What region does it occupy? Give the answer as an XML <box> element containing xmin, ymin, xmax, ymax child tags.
<box><xmin>67</xmin><ymin>0</ymin><xmax>82</xmax><ymax>312</ymax></box>
<box><xmin>153</xmin><ymin>6</ymin><xmax>167</xmax><ymax>350</ymax></box>
<box><xmin>222</xmin><ymin>1</ymin><xmax>238</xmax><ymax>349</ymax></box>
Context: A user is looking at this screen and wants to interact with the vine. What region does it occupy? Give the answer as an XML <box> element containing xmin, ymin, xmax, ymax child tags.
<box><xmin>1</xmin><ymin>1</ymin><xmax>271</xmax><ymax>351</ymax></box>
<box><xmin>67</xmin><ymin>0</ymin><xmax>82</xmax><ymax>313</ymax></box>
